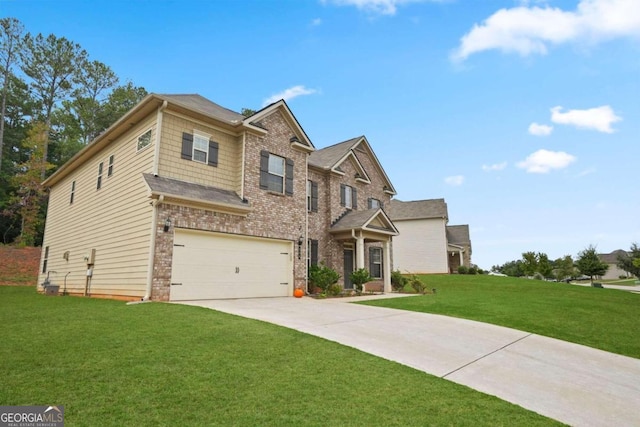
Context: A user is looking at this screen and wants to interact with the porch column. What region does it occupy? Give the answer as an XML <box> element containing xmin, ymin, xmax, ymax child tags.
<box><xmin>356</xmin><ymin>231</ymin><xmax>365</xmax><ymax>270</ymax></box>
<box><xmin>459</xmin><ymin>249</ymin><xmax>464</xmax><ymax>266</ymax></box>
<box><xmin>383</xmin><ymin>238</ymin><xmax>391</xmax><ymax>293</ymax></box>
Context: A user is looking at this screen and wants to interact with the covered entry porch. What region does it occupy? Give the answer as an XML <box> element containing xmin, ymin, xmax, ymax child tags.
<box><xmin>330</xmin><ymin>208</ymin><xmax>399</xmax><ymax>292</ymax></box>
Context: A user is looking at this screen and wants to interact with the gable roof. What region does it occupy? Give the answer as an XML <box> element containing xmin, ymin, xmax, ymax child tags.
<box><xmin>447</xmin><ymin>225</ymin><xmax>470</xmax><ymax>246</ymax></box>
<box><xmin>156</xmin><ymin>94</ymin><xmax>245</xmax><ymax>125</ymax></box>
<box><xmin>243</xmin><ymin>99</ymin><xmax>314</xmax><ymax>151</ymax></box>
<box><xmin>330</xmin><ymin>208</ymin><xmax>399</xmax><ymax>236</ymax></box>
<box><xmin>599</xmin><ymin>249</ymin><xmax>628</xmax><ymax>264</ymax></box>
<box><xmin>387</xmin><ymin>199</ymin><xmax>448</xmax><ymax>221</ymax></box>
<box><xmin>43</xmin><ymin>94</ymin><xmax>315</xmax><ymax>188</ymax></box>
<box><xmin>309</xmin><ymin>136</ymin><xmax>396</xmax><ymax>195</ymax></box>
<box><xmin>309</xmin><ymin>137</ymin><xmax>360</xmax><ymax>169</ymax></box>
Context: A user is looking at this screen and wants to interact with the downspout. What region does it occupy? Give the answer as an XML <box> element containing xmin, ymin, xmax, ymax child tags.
<box><xmin>240</xmin><ymin>132</ymin><xmax>246</xmax><ymax>198</ymax></box>
<box><xmin>141</xmin><ymin>101</ymin><xmax>167</xmax><ymax>301</ymax></box>
<box><xmin>152</xmin><ymin>100</ymin><xmax>168</xmax><ymax>176</ymax></box>
<box><xmin>305</xmin><ymin>152</ymin><xmax>309</xmax><ymax>293</ymax></box>
<box><xmin>143</xmin><ymin>194</ymin><xmax>164</xmax><ymax>301</ymax></box>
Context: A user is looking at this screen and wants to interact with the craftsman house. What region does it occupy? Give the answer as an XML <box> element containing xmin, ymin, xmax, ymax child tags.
<box><xmin>38</xmin><ymin>94</ymin><xmax>398</xmax><ymax>301</ymax></box>
<box><xmin>387</xmin><ymin>199</ymin><xmax>471</xmax><ymax>274</ymax></box>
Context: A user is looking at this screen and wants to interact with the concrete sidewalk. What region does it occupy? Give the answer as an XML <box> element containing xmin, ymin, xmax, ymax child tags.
<box><xmin>177</xmin><ymin>296</ymin><xmax>640</xmax><ymax>427</ymax></box>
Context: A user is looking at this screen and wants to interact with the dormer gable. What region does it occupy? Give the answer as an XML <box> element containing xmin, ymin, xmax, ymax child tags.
<box><xmin>242</xmin><ymin>100</ymin><xmax>314</xmax><ymax>153</ymax></box>
<box><xmin>309</xmin><ymin>136</ymin><xmax>396</xmax><ymax>195</ymax></box>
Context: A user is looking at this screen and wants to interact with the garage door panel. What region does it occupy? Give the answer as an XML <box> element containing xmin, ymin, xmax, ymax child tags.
<box><xmin>170</xmin><ymin>230</ymin><xmax>293</xmax><ymax>301</ymax></box>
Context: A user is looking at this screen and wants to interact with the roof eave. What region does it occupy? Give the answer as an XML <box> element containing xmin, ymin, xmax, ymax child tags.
<box><xmin>43</xmin><ymin>94</ymin><xmax>165</xmax><ymax>187</ymax></box>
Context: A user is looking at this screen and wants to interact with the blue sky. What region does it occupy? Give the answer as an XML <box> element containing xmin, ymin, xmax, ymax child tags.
<box><xmin>3</xmin><ymin>0</ymin><xmax>639</xmax><ymax>269</ymax></box>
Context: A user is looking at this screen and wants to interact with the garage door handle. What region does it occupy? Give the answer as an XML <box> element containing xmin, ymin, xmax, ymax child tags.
<box><xmin>171</xmin><ymin>283</ymin><xmax>182</xmax><ymax>286</ymax></box>
<box><xmin>280</xmin><ymin>282</ymin><xmax>288</xmax><ymax>285</ymax></box>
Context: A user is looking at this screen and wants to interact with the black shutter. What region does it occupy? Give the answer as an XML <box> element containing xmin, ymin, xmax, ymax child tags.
<box><xmin>181</xmin><ymin>133</ymin><xmax>193</xmax><ymax>160</ymax></box>
<box><xmin>352</xmin><ymin>188</ymin><xmax>358</xmax><ymax>209</ymax></box>
<box><xmin>208</xmin><ymin>140</ymin><xmax>219</xmax><ymax>167</ymax></box>
<box><xmin>285</xmin><ymin>158</ymin><xmax>294</xmax><ymax>195</ymax></box>
<box><xmin>340</xmin><ymin>184</ymin><xmax>346</xmax><ymax>206</ymax></box>
<box><xmin>311</xmin><ymin>239</ymin><xmax>319</xmax><ymax>266</ymax></box>
<box><xmin>259</xmin><ymin>150</ymin><xmax>270</xmax><ymax>190</ymax></box>
<box><xmin>368</xmin><ymin>198</ymin><xmax>372</xmax><ymax>209</ymax></box>
<box><xmin>311</xmin><ymin>181</ymin><xmax>318</xmax><ymax>212</ymax></box>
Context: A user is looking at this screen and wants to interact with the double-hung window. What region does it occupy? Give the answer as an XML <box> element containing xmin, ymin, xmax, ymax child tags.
<box><xmin>108</xmin><ymin>155</ymin><xmax>114</xmax><ymax>177</ymax></box>
<box><xmin>268</xmin><ymin>154</ymin><xmax>285</xmax><ymax>193</ymax></box>
<box><xmin>369</xmin><ymin>247</ymin><xmax>382</xmax><ymax>279</ymax></box>
<box><xmin>340</xmin><ymin>184</ymin><xmax>357</xmax><ymax>209</ymax></box>
<box><xmin>192</xmin><ymin>132</ymin><xmax>209</xmax><ymax>164</ymax></box>
<box><xmin>369</xmin><ymin>198</ymin><xmax>381</xmax><ymax>209</ymax></box>
<box><xmin>308</xmin><ymin>180</ymin><xmax>318</xmax><ymax>212</ymax></box>
<box><xmin>96</xmin><ymin>162</ymin><xmax>103</xmax><ymax>190</ymax></box>
<box><xmin>181</xmin><ymin>131</ymin><xmax>218</xmax><ymax>167</ymax></box>
<box><xmin>260</xmin><ymin>150</ymin><xmax>294</xmax><ymax>195</ymax></box>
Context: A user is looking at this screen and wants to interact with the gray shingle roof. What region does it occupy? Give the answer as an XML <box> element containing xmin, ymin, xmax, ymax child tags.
<box><xmin>143</xmin><ymin>174</ymin><xmax>248</xmax><ymax>209</ymax></box>
<box><xmin>599</xmin><ymin>249</ymin><xmax>628</xmax><ymax>264</ymax></box>
<box><xmin>330</xmin><ymin>208</ymin><xmax>398</xmax><ymax>235</ymax></box>
<box><xmin>386</xmin><ymin>199</ymin><xmax>448</xmax><ymax>221</ymax></box>
<box><xmin>331</xmin><ymin>208</ymin><xmax>380</xmax><ymax>231</ymax></box>
<box><xmin>156</xmin><ymin>94</ymin><xmax>245</xmax><ymax>124</ymax></box>
<box><xmin>308</xmin><ymin>137</ymin><xmax>362</xmax><ymax>169</ymax></box>
<box><xmin>447</xmin><ymin>225</ymin><xmax>470</xmax><ymax>246</ymax></box>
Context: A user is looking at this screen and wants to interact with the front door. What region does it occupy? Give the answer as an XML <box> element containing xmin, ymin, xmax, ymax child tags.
<box><xmin>343</xmin><ymin>248</ymin><xmax>354</xmax><ymax>289</ymax></box>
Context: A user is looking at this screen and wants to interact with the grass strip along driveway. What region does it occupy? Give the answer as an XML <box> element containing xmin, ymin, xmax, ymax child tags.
<box><xmin>362</xmin><ymin>275</ymin><xmax>640</xmax><ymax>359</ymax></box>
<box><xmin>0</xmin><ymin>287</ymin><xmax>558</xmax><ymax>426</ymax></box>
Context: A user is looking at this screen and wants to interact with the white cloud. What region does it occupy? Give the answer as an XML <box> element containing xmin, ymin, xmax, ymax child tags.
<box><xmin>528</xmin><ymin>122</ymin><xmax>553</xmax><ymax>136</ymax></box>
<box><xmin>517</xmin><ymin>149</ymin><xmax>576</xmax><ymax>173</ymax></box>
<box><xmin>550</xmin><ymin>105</ymin><xmax>621</xmax><ymax>133</ymax></box>
<box><xmin>452</xmin><ymin>0</ymin><xmax>640</xmax><ymax>61</ymax></box>
<box><xmin>482</xmin><ymin>162</ymin><xmax>507</xmax><ymax>172</ymax></box>
<box><xmin>311</xmin><ymin>18</ymin><xmax>323</xmax><ymax>26</ymax></box>
<box><xmin>444</xmin><ymin>175</ymin><xmax>465</xmax><ymax>186</ymax></box>
<box><xmin>262</xmin><ymin>85</ymin><xmax>318</xmax><ymax>107</ymax></box>
<box><xmin>321</xmin><ymin>0</ymin><xmax>437</xmax><ymax>15</ymax></box>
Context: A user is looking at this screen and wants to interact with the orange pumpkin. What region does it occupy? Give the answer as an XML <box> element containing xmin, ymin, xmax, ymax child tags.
<box><xmin>293</xmin><ymin>288</ymin><xmax>304</xmax><ymax>298</ymax></box>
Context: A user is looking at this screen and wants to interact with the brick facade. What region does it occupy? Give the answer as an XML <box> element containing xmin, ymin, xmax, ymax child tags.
<box><xmin>150</xmin><ymin>109</ymin><xmax>309</xmax><ymax>300</ymax></box>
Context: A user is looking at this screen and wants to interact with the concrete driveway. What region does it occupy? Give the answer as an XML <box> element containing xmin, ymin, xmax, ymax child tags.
<box><xmin>176</xmin><ymin>295</ymin><xmax>640</xmax><ymax>427</ymax></box>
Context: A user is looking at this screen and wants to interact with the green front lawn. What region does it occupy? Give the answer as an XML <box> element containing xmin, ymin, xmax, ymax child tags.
<box><xmin>364</xmin><ymin>275</ymin><xmax>640</xmax><ymax>358</ymax></box>
<box><xmin>0</xmin><ymin>286</ymin><xmax>558</xmax><ymax>426</ymax></box>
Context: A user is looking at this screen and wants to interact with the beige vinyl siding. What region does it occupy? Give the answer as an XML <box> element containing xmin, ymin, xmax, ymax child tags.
<box><xmin>392</xmin><ymin>218</ymin><xmax>448</xmax><ymax>274</ymax></box>
<box><xmin>158</xmin><ymin>112</ymin><xmax>242</xmax><ymax>194</ymax></box>
<box><xmin>38</xmin><ymin>115</ymin><xmax>157</xmax><ymax>298</ymax></box>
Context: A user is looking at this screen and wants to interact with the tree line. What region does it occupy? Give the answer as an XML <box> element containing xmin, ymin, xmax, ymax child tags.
<box><xmin>0</xmin><ymin>17</ymin><xmax>148</xmax><ymax>245</ymax></box>
<box><xmin>491</xmin><ymin>243</ymin><xmax>640</xmax><ymax>283</ymax></box>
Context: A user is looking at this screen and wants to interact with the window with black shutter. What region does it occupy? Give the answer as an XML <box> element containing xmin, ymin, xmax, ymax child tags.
<box><xmin>260</xmin><ymin>151</ymin><xmax>294</xmax><ymax>195</ymax></box>
<box><xmin>181</xmin><ymin>131</ymin><xmax>218</xmax><ymax>167</ymax></box>
<box><xmin>340</xmin><ymin>184</ymin><xmax>356</xmax><ymax>209</ymax></box>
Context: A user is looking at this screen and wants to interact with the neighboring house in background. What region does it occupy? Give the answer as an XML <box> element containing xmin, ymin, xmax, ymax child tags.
<box><xmin>38</xmin><ymin>94</ymin><xmax>398</xmax><ymax>301</ymax></box>
<box><xmin>598</xmin><ymin>250</ymin><xmax>632</xmax><ymax>280</ymax></box>
<box><xmin>387</xmin><ymin>199</ymin><xmax>471</xmax><ymax>274</ymax></box>
<box><xmin>446</xmin><ymin>225</ymin><xmax>472</xmax><ymax>273</ymax></box>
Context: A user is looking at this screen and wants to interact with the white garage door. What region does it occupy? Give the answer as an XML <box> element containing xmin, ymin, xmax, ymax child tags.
<box><xmin>170</xmin><ymin>229</ymin><xmax>293</xmax><ymax>301</ymax></box>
